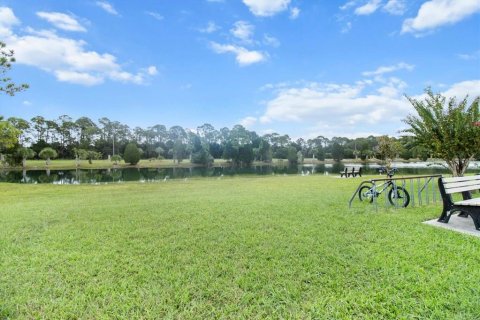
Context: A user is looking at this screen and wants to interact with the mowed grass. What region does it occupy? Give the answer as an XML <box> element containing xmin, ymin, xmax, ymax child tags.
<box><xmin>0</xmin><ymin>176</ymin><xmax>479</xmax><ymax>319</ymax></box>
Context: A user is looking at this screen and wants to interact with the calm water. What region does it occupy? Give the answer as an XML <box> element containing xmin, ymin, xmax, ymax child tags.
<box><xmin>1</xmin><ymin>162</ymin><xmax>478</xmax><ymax>184</ymax></box>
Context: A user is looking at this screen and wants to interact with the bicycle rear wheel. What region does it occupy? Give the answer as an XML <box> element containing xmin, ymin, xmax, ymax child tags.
<box><xmin>388</xmin><ymin>186</ymin><xmax>410</xmax><ymax>207</ymax></box>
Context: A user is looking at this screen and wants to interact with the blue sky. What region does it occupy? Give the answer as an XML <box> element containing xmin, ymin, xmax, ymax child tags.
<box><xmin>0</xmin><ymin>0</ymin><xmax>479</xmax><ymax>138</ymax></box>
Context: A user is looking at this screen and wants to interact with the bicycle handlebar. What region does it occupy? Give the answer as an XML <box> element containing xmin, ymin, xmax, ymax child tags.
<box><xmin>378</xmin><ymin>167</ymin><xmax>397</xmax><ymax>177</ymax></box>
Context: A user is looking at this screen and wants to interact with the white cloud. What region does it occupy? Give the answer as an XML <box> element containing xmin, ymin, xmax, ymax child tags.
<box><xmin>55</xmin><ymin>70</ymin><xmax>104</xmax><ymax>86</ymax></box>
<box><xmin>145</xmin><ymin>11</ymin><xmax>164</xmax><ymax>21</ymax></box>
<box><xmin>458</xmin><ymin>50</ymin><xmax>480</xmax><ymax>60</ymax></box>
<box><xmin>263</xmin><ymin>34</ymin><xmax>280</xmax><ymax>47</ymax></box>
<box><xmin>242</xmin><ymin>0</ymin><xmax>291</xmax><ymax>17</ymax></box>
<box><xmin>341</xmin><ymin>22</ymin><xmax>352</xmax><ymax>33</ymax></box>
<box><xmin>402</xmin><ymin>0</ymin><xmax>480</xmax><ymax>34</ymax></box>
<box><xmin>146</xmin><ymin>66</ymin><xmax>158</xmax><ymax>75</ymax></box>
<box><xmin>253</xmin><ymin>78</ymin><xmax>480</xmax><ymax>138</ymax></box>
<box><xmin>36</xmin><ymin>12</ymin><xmax>86</xmax><ymax>32</ymax></box>
<box><xmin>340</xmin><ymin>1</ymin><xmax>358</xmax><ymax>11</ymax></box>
<box><xmin>95</xmin><ymin>1</ymin><xmax>119</xmax><ymax>16</ymax></box>
<box><xmin>240</xmin><ymin>116</ymin><xmax>257</xmax><ymax>128</ymax></box>
<box><xmin>23</xmin><ymin>100</ymin><xmax>32</xmax><ymax>106</ymax></box>
<box><xmin>199</xmin><ymin>21</ymin><xmax>219</xmax><ymax>33</ymax></box>
<box><xmin>259</xmin><ymin>80</ymin><xmax>411</xmax><ymax>129</ymax></box>
<box><xmin>354</xmin><ymin>0</ymin><xmax>382</xmax><ymax>15</ymax></box>
<box><xmin>383</xmin><ymin>0</ymin><xmax>406</xmax><ymax>15</ymax></box>
<box><xmin>362</xmin><ymin>62</ymin><xmax>414</xmax><ymax>77</ymax></box>
<box><xmin>211</xmin><ymin>42</ymin><xmax>266</xmax><ymax>66</ymax></box>
<box><xmin>290</xmin><ymin>7</ymin><xmax>300</xmax><ymax>19</ymax></box>
<box><xmin>0</xmin><ymin>7</ymin><xmax>20</xmax><ymax>37</ymax></box>
<box><xmin>441</xmin><ymin>80</ymin><xmax>480</xmax><ymax>100</ymax></box>
<box><xmin>230</xmin><ymin>21</ymin><xmax>254</xmax><ymax>43</ymax></box>
<box><xmin>2</xmin><ymin>7</ymin><xmax>155</xmax><ymax>86</ymax></box>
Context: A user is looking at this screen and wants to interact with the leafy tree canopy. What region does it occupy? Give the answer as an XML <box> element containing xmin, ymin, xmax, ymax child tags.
<box><xmin>403</xmin><ymin>88</ymin><xmax>480</xmax><ymax>176</ymax></box>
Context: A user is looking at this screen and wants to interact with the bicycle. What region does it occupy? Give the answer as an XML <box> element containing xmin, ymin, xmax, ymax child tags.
<box><xmin>358</xmin><ymin>167</ymin><xmax>410</xmax><ymax>207</ymax></box>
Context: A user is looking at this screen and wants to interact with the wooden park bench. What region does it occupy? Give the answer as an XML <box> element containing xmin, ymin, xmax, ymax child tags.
<box><xmin>340</xmin><ymin>166</ymin><xmax>362</xmax><ymax>178</ymax></box>
<box><xmin>437</xmin><ymin>175</ymin><xmax>480</xmax><ymax>231</ymax></box>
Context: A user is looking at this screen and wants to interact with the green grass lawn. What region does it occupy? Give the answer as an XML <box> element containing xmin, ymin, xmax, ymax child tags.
<box><xmin>1</xmin><ymin>176</ymin><xmax>479</xmax><ymax>319</ymax></box>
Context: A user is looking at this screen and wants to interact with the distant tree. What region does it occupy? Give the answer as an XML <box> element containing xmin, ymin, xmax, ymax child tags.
<box><xmin>155</xmin><ymin>146</ymin><xmax>165</xmax><ymax>159</ymax></box>
<box><xmin>257</xmin><ymin>139</ymin><xmax>272</xmax><ymax>162</ymax></box>
<box><xmin>7</xmin><ymin>117</ymin><xmax>30</xmax><ymax>144</ymax></box>
<box><xmin>314</xmin><ymin>146</ymin><xmax>325</xmax><ymax>161</ymax></box>
<box><xmin>39</xmin><ymin>147</ymin><xmax>58</xmax><ymax>165</ymax></box>
<box><xmin>287</xmin><ymin>146</ymin><xmax>298</xmax><ymax>166</ymax></box>
<box><xmin>238</xmin><ymin>144</ymin><xmax>253</xmax><ymax>167</ymax></box>
<box><xmin>376</xmin><ymin>136</ymin><xmax>402</xmax><ymax>168</ymax></box>
<box><xmin>190</xmin><ymin>135</ymin><xmax>213</xmax><ymax>166</ymax></box>
<box><xmin>85</xmin><ymin>150</ymin><xmax>101</xmax><ymax>164</ymax></box>
<box><xmin>296</xmin><ymin>150</ymin><xmax>304</xmax><ymax>164</ymax></box>
<box><xmin>124</xmin><ymin>142</ymin><xmax>141</xmax><ymax>165</ymax></box>
<box><xmin>0</xmin><ymin>119</ymin><xmax>20</xmax><ymax>152</ymax></box>
<box><xmin>331</xmin><ymin>142</ymin><xmax>344</xmax><ymax>162</ymax></box>
<box><xmin>172</xmin><ymin>139</ymin><xmax>186</xmax><ymax>163</ymax></box>
<box><xmin>16</xmin><ymin>147</ymin><xmax>35</xmax><ymax>168</ymax></box>
<box><xmin>403</xmin><ymin>89</ymin><xmax>480</xmax><ymax>176</ymax></box>
<box><xmin>0</xmin><ymin>41</ymin><xmax>29</xmax><ymax>96</ymax></box>
<box><xmin>111</xmin><ymin>154</ymin><xmax>122</xmax><ymax>165</ymax></box>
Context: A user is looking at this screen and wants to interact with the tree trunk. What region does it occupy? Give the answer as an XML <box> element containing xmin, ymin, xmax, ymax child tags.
<box><xmin>46</xmin><ymin>157</ymin><xmax>50</xmax><ymax>166</ymax></box>
<box><xmin>22</xmin><ymin>158</ymin><xmax>26</xmax><ymax>168</ymax></box>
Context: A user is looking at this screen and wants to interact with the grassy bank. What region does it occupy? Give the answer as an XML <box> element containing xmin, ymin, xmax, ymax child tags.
<box><xmin>1</xmin><ymin>176</ymin><xmax>479</xmax><ymax>318</ymax></box>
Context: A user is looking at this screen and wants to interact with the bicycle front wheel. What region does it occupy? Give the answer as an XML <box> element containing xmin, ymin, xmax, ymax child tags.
<box><xmin>358</xmin><ymin>185</ymin><xmax>374</xmax><ymax>203</ymax></box>
<box><xmin>388</xmin><ymin>186</ymin><xmax>410</xmax><ymax>207</ymax></box>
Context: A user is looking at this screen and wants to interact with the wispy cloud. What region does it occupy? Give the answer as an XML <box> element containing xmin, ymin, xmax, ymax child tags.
<box><xmin>383</xmin><ymin>0</ymin><xmax>406</xmax><ymax>15</ymax></box>
<box><xmin>145</xmin><ymin>11</ymin><xmax>163</xmax><ymax>21</ymax></box>
<box><xmin>290</xmin><ymin>7</ymin><xmax>300</xmax><ymax>19</ymax></box>
<box><xmin>210</xmin><ymin>42</ymin><xmax>267</xmax><ymax>66</ymax></box>
<box><xmin>240</xmin><ymin>116</ymin><xmax>257</xmax><ymax>128</ymax></box>
<box><xmin>362</xmin><ymin>62</ymin><xmax>414</xmax><ymax>77</ymax></box>
<box><xmin>458</xmin><ymin>50</ymin><xmax>480</xmax><ymax>60</ymax></box>
<box><xmin>354</xmin><ymin>0</ymin><xmax>382</xmax><ymax>15</ymax></box>
<box><xmin>242</xmin><ymin>0</ymin><xmax>291</xmax><ymax>17</ymax></box>
<box><xmin>95</xmin><ymin>1</ymin><xmax>119</xmax><ymax>16</ymax></box>
<box><xmin>199</xmin><ymin>21</ymin><xmax>219</xmax><ymax>33</ymax></box>
<box><xmin>402</xmin><ymin>0</ymin><xmax>480</xmax><ymax>35</ymax></box>
<box><xmin>36</xmin><ymin>11</ymin><xmax>86</xmax><ymax>32</ymax></box>
<box><xmin>263</xmin><ymin>34</ymin><xmax>280</xmax><ymax>47</ymax></box>
<box><xmin>230</xmin><ymin>21</ymin><xmax>254</xmax><ymax>43</ymax></box>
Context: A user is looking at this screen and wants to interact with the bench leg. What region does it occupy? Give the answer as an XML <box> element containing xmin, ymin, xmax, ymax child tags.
<box><xmin>438</xmin><ymin>208</ymin><xmax>452</xmax><ymax>223</ymax></box>
<box><xmin>470</xmin><ymin>213</ymin><xmax>480</xmax><ymax>231</ymax></box>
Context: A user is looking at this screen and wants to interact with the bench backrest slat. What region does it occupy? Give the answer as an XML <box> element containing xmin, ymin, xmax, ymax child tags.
<box><xmin>445</xmin><ymin>184</ymin><xmax>480</xmax><ymax>194</ymax></box>
<box><xmin>444</xmin><ymin>179</ymin><xmax>480</xmax><ymax>189</ymax></box>
<box><xmin>441</xmin><ymin>175</ymin><xmax>480</xmax><ymax>195</ymax></box>
<box><xmin>443</xmin><ymin>176</ymin><xmax>480</xmax><ymax>183</ymax></box>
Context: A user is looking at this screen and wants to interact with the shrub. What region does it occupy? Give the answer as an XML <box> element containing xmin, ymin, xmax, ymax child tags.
<box><xmin>123</xmin><ymin>143</ymin><xmax>141</xmax><ymax>165</ymax></box>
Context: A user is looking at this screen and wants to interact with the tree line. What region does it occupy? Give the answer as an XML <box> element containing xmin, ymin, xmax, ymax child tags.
<box><xmin>0</xmin><ymin>114</ymin><xmax>439</xmax><ymax>167</ymax></box>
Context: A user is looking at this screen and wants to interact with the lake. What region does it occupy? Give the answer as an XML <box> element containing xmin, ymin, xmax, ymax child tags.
<box><xmin>1</xmin><ymin>162</ymin><xmax>479</xmax><ymax>184</ymax></box>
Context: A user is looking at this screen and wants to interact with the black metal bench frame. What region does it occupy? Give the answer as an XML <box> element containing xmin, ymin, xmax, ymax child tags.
<box><xmin>437</xmin><ymin>175</ymin><xmax>480</xmax><ymax>231</ymax></box>
<box><xmin>340</xmin><ymin>166</ymin><xmax>362</xmax><ymax>178</ymax></box>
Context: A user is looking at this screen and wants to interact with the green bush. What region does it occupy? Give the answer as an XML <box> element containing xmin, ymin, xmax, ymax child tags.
<box><xmin>123</xmin><ymin>143</ymin><xmax>141</xmax><ymax>165</ymax></box>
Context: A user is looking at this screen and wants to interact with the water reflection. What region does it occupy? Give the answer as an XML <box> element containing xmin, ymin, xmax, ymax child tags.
<box><xmin>0</xmin><ymin>163</ymin><xmax>478</xmax><ymax>184</ymax></box>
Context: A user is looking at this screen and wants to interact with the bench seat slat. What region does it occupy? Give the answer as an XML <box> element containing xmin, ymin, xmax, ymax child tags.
<box><xmin>454</xmin><ymin>198</ymin><xmax>480</xmax><ymax>207</ymax></box>
<box><xmin>443</xmin><ymin>175</ymin><xmax>480</xmax><ymax>183</ymax></box>
<box><xmin>445</xmin><ymin>184</ymin><xmax>480</xmax><ymax>194</ymax></box>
